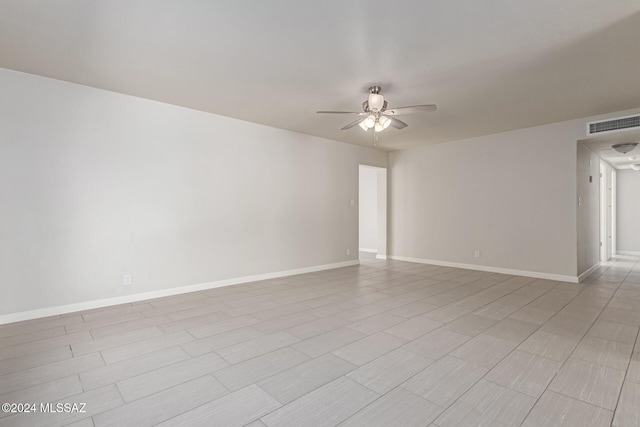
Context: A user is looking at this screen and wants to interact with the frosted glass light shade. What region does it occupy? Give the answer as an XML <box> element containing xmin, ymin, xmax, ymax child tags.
<box><xmin>364</xmin><ymin>115</ymin><xmax>375</xmax><ymax>129</ymax></box>
<box><xmin>368</xmin><ymin>94</ymin><xmax>385</xmax><ymax>111</ymax></box>
<box><xmin>379</xmin><ymin>116</ymin><xmax>391</xmax><ymax>129</ymax></box>
<box><xmin>612</xmin><ymin>143</ymin><xmax>638</xmax><ymax>154</ymax></box>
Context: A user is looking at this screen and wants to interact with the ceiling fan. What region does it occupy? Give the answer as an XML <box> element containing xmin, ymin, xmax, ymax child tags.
<box><xmin>317</xmin><ymin>86</ymin><xmax>437</xmax><ymax>132</ymax></box>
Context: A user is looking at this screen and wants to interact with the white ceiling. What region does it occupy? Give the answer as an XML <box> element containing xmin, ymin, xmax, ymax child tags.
<box><xmin>1</xmin><ymin>1</ymin><xmax>640</xmax><ymax>150</ymax></box>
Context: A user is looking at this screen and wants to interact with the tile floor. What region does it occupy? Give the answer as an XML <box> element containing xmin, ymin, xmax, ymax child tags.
<box><xmin>1</xmin><ymin>254</ymin><xmax>639</xmax><ymax>426</ymax></box>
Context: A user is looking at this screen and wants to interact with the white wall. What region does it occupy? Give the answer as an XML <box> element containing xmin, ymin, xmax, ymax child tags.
<box><xmin>389</xmin><ymin>108</ymin><xmax>640</xmax><ymax>279</ymax></box>
<box><xmin>576</xmin><ymin>144</ymin><xmax>600</xmax><ymax>275</ymax></box>
<box><xmin>359</xmin><ymin>166</ymin><xmax>378</xmax><ymax>252</ymax></box>
<box><xmin>617</xmin><ymin>169</ymin><xmax>640</xmax><ymax>253</ymax></box>
<box><xmin>0</xmin><ymin>68</ymin><xmax>387</xmax><ymax>316</ymax></box>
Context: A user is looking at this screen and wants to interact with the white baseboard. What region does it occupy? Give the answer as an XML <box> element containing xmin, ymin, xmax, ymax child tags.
<box><xmin>617</xmin><ymin>250</ymin><xmax>640</xmax><ymax>256</ymax></box>
<box><xmin>359</xmin><ymin>248</ymin><xmax>377</xmax><ymax>253</ymax></box>
<box><xmin>376</xmin><ymin>254</ymin><xmax>388</xmax><ymax>260</ymax></box>
<box><xmin>388</xmin><ymin>255</ymin><xmax>579</xmax><ymax>283</ymax></box>
<box><xmin>0</xmin><ymin>260</ymin><xmax>360</xmax><ymax>325</ymax></box>
<box><xmin>578</xmin><ymin>263</ymin><xmax>601</xmax><ymax>282</ymax></box>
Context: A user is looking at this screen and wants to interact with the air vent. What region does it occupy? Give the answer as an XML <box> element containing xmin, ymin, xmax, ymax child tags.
<box><xmin>587</xmin><ymin>115</ymin><xmax>640</xmax><ymax>135</ymax></box>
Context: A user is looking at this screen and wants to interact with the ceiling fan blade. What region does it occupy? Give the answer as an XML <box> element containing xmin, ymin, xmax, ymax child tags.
<box><xmin>385</xmin><ymin>105</ymin><xmax>437</xmax><ymax>115</ymax></box>
<box><xmin>389</xmin><ymin>117</ymin><xmax>408</xmax><ymax>129</ymax></box>
<box><xmin>341</xmin><ymin>118</ymin><xmax>366</xmax><ymax>130</ymax></box>
<box><xmin>316</xmin><ymin>111</ymin><xmax>366</xmax><ymax>115</ymax></box>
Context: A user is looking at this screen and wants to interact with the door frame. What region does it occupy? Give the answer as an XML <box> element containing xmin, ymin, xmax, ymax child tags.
<box><xmin>599</xmin><ymin>160</ymin><xmax>617</xmax><ymax>261</ymax></box>
<box><xmin>600</xmin><ymin>161</ymin><xmax>607</xmax><ymax>261</ymax></box>
<box><xmin>358</xmin><ymin>164</ymin><xmax>388</xmax><ymax>259</ymax></box>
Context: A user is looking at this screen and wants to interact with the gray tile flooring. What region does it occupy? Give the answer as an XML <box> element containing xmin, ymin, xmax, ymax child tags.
<box><xmin>1</xmin><ymin>254</ymin><xmax>640</xmax><ymax>426</ymax></box>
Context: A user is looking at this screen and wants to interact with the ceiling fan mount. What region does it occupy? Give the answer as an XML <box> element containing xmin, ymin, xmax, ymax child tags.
<box><xmin>317</xmin><ymin>86</ymin><xmax>437</xmax><ymax>133</ymax></box>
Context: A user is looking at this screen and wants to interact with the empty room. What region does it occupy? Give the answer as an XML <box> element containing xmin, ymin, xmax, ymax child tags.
<box><xmin>2</xmin><ymin>1</ymin><xmax>640</xmax><ymax>426</ymax></box>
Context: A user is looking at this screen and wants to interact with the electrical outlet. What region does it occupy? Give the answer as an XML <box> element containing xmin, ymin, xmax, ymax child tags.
<box><xmin>474</xmin><ymin>250</ymin><xmax>481</xmax><ymax>258</ymax></box>
<box><xmin>347</xmin><ymin>249</ymin><xmax>351</xmax><ymax>256</ymax></box>
<box><xmin>123</xmin><ymin>274</ymin><xmax>132</xmax><ymax>285</ymax></box>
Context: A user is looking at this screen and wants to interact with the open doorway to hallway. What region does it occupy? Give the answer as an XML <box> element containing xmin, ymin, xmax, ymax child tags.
<box><xmin>358</xmin><ymin>165</ymin><xmax>387</xmax><ymax>260</ymax></box>
<box><xmin>581</xmin><ymin>130</ymin><xmax>640</xmax><ymax>262</ymax></box>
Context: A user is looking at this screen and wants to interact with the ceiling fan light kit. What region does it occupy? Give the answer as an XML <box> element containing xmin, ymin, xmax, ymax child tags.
<box><xmin>317</xmin><ymin>86</ymin><xmax>437</xmax><ymax>136</ymax></box>
<box><xmin>612</xmin><ymin>142</ymin><xmax>638</xmax><ymax>154</ymax></box>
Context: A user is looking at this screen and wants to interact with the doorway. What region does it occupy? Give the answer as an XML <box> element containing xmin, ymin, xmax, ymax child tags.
<box><xmin>358</xmin><ymin>165</ymin><xmax>387</xmax><ymax>260</ymax></box>
<box><xmin>600</xmin><ymin>160</ymin><xmax>617</xmax><ymax>261</ymax></box>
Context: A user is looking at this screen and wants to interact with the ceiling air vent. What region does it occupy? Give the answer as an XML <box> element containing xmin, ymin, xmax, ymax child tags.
<box><xmin>587</xmin><ymin>115</ymin><xmax>640</xmax><ymax>136</ymax></box>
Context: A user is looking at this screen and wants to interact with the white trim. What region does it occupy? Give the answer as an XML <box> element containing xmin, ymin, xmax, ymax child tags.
<box><xmin>388</xmin><ymin>255</ymin><xmax>579</xmax><ymax>283</ymax></box>
<box><xmin>617</xmin><ymin>250</ymin><xmax>640</xmax><ymax>256</ymax></box>
<box><xmin>359</xmin><ymin>248</ymin><xmax>377</xmax><ymax>253</ymax></box>
<box><xmin>578</xmin><ymin>263</ymin><xmax>601</xmax><ymax>282</ymax></box>
<box><xmin>612</xmin><ymin>170</ymin><xmax>617</xmax><ymax>256</ymax></box>
<box><xmin>375</xmin><ymin>254</ymin><xmax>388</xmax><ymax>260</ymax></box>
<box><xmin>600</xmin><ymin>160</ymin><xmax>607</xmax><ymax>262</ymax></box>
<box><xmin>0</xmin><ymin>260</ymin><xmax>360</xmax><ymax>325</ymax></box>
